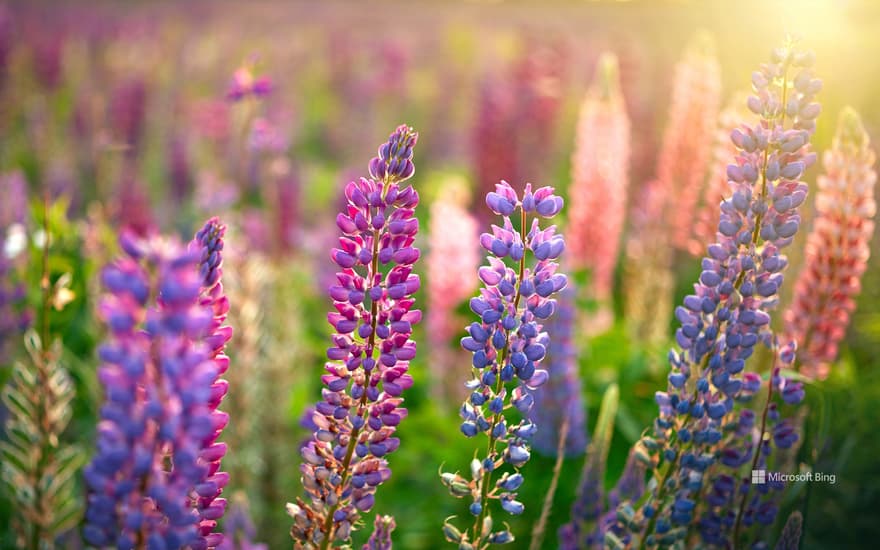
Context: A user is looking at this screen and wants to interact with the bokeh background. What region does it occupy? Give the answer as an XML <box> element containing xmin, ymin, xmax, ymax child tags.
<box><xmin>1</xmin><ymin>1</ymin><xmax>879</xmax><ymax>548</ymax></box>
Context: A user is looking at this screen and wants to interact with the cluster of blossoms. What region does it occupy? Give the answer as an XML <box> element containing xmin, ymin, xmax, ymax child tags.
<box><xmin>84</xmin><ymin>219</ymin><xmax>232</xmax><ymax>549</ymax></box>
<box><xmin>426</xmin><ymin>182</ymin><xmax>480</xmax><ymax>404</ymax></box>
<box><xmin>784</xmin><ymin>107</ymin><xmax>876</xmax><ymax>380</ymax></box>
<box><xmin>625</xmin><ymin>33</ymin><xmax>721</xmax><ymax>345</ymax></box>
<box><xmin>663</xmin><ymin>33</ymin><xmax>723</xmax><ymax>253</ymax></box>
<box><xmin>567</xmin><ymin>52</ymin><xmax>630</xmax><ymax>302</ymax></box>
<box><xmin>288</xmin><ymin>125</ymin><xmax>420</xmax><ymax>548</ymax></box>
<box><xmin>226</xmin><ymin>62</ymin><xmax>273</xmax><ymax>102</ymax></box>
<box><xmin>363</xmin><ymin>515</ymin><xmax>396</xmax><ymax>550</ymax></box>
<box><xmin>441</xmin><ymin>181</ymin><xmax>566</xmax><ymax>548</ymax></box>
<box><xmin>526</xmin><ymin>284</ymin><xmax>586</xmax><ymax>457</ymax></box>
<box><xmin>561</xmin><ymin>446</ymin><xmax>647</xmax><ymax>549</ymax></box>
<box><xmin>607</xmin><ymin>42</ymin><xmax>818</xmax><ymax>549</ymax></box>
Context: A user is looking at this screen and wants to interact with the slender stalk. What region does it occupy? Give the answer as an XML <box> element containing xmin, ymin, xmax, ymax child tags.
<box><xmin>471</xmin><ymin>208</ymin><xmax>528</xmax><ymax>546</ymax></box>
<box><xmin>529</xmin><ymin>417</ymin><xmax>570</xmax><ymax>550</ymax></box>
<box><xmin>29</xmin><ymin>190</ymin><xmax>52</xmax><ymax>550</ymax></box>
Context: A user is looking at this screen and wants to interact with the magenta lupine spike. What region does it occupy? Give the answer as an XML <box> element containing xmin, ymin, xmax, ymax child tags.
<box><xmin>441</xmin><ymin>181</ymin><xmax>566</xmax><ymax>548</ymax></box>
<box><xmin>83</xmin><ymin>233</ymin><xmax>226</xmax><ymax>549</ymax></box>
<box><xmin>363</xmin><ymin>515</ymin><xmax>396</xmax><ymax>550</ymax></box>
<box><xmin>288</xmin><ymin>125</ymin><xmax>420</xmax><ymax>548</ymax></box>
<box><xmin>568</xmin><ymin>53</ymin><xmax>630</xmax><ymax>302</ymax></box>
<box><xmin>472</xmin><ymin>78</ymin><xmax>519</xmax><ymax>225</ymax></box>
<box><xmin>190</xmin><ymin>217</ymin><xmax>233</xmax><ymax>549</ymax></box>
<box><xmin>663</xmin><ymin>33</ymin><xmax>722</xmax><ymax>253</ymax></box>
<box><xmin>784</xmin><ymin>107</ymin><xmax>876</xmax><ymax>380</ymax></box>
<box><xmin>687</xmin><ymin>94</ymin><xmax>757</xmax><ymax>256</ymax></box>
<box><xmin>607</xmin><ymin>42</ymin><xmax>818</xmax><ymax>549</ymax></box>
<box><xmin>427</xmin><ymin>184</ymin><xmax>480</xmax><ymax>404</ymax></box>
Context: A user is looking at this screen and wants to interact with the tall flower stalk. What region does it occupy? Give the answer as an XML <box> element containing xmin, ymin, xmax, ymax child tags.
<box><xmin>441</xmin><ymin>181</ymin><xmax>566</xmax><ymax>548</ymax></box>
<box><xmin>83</xmin><ymin>225</ymin><xmax>232</xmax><ymax>550</ymax></box>
<box><xmin>568</xmin><ymin>52</ymin><xmax>630</xmax><ymax>303</ymax></box>
<box><xmin>606</xmin><ymin>41</ymin><xmax>818</xmax><ymax>549</ymax></box>
<box><xmin>784</xmin><ymin>107</ymin><xmax>876</xmax><ymax>380</ymax></box>
<box><xmin>427</xmin><ymin>181</ymin><xmax>480</xmax><ymax>406</ymax></box>
<box><xmin>288</xmin><ymin>125</ymin><xmax>420</xmax><ymax>549</ymax></box>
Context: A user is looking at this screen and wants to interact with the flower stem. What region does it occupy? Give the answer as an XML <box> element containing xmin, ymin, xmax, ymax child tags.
<box><xmin>471</xmin><ymin>208</ymin><xmax>527</xmax><ymax>547</ymax></box>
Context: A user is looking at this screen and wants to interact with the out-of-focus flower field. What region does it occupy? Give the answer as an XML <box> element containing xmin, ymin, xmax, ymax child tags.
<box><xmin>1</xmin><ymin>1</ymin><xmax>879</xmax><ymax>549</ymax></box>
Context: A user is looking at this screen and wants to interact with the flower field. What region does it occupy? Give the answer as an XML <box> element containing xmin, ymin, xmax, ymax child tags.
<box><xmin>1</xmin><ymin>1</ymin><xmax>879</xmax><ymax>549</ymax></box>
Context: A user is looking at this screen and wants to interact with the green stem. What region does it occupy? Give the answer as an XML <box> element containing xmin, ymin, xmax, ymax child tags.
<box><xmin>471</xmin><ymin>208</ymin><xmax>527</xmax><ymax>547</ymax></box>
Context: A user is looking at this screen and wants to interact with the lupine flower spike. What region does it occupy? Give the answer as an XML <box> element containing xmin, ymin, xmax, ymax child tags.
<box><xmin>568</xmin><ymin>52</ymin><xmax>630</xmax><ymax>304</ymax></box>
<box><xmin>83</xmin><ymin>231</ymin><xmax>232</xmax><ymax>549</ymax></box>
<box><xmin>288</xmin><ymin>125</ymin><xmax>419</xmax><ymax>549</ymax></box>
<box><xmin>605</xmin><ymin>41</ymin><xmax>817</xmax><ymax>549</ymax></box>
<box><xmin>427</xmin><ymin>180</ymin><xmax>480</xmax><ymax>405</ymax></box>
<box><xmin>363</xmin><ymin>515</ymin><xmax>396</xmax><ymax>550</ymax></box>
<box><xmin>441</xmin><ymin>181</ymin><xmax>566</xmax><ymax>548</ymax></box>
<box><xmin>784</xmin><ymin>107</ymin><xmax>876</xmax><ymax>380</ymax></box>
<box><xmin>190</xmin><ymin>217</ymin><xmax>234</xmax><ymax>547</ymax></box>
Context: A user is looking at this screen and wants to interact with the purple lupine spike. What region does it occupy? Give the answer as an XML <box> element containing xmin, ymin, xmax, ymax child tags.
<box><xmin>363</xmin><ymin>515</ymin><xmax>396</xmax><ymax>550</ymax></box>
<box><xmin>527</xmin><ymin>284</ymin><xmax>586</xmax><ymax>457</ymax></box>
<box><xmin>606</xmin><ymin>41</ymin><xmax>819</xmax><ymax>549</ymax></box>
<box><xmin>0</xmin><ymin>171</ymin><xmax>32</xmax><ymax>365</ymax></box>
<box><xmin>288</xmin><ymin>125</ymin><xmax>419</xmax><ymax>548</ymax></box>
<box><xmin>83</xmin><ymin>234</ymin><xmax>224</xmax><ymax>549</ymax></box>
<box><xmin>190</xmin><ymin>217</ymin><xmax>233</xmax><ymax>549</ymax></box>
<box><xmin>441</xmin><ymin>180</ymin><xmax>566</xmax><ymax>548</ymax></box>
<box><xmin>218</xmin><ymin>494</ymin><xmax>268</xmax><ymax>550</ymax></box>
<box><xmin>368</xmin><ymin>124</ymin><xmax>418</xmax><ymax>182</ymax></box>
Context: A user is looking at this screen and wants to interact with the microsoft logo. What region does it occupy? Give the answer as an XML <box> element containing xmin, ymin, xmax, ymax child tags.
<box><xmin>751</xmin><ymin>469</ymin><xmax>766</xmax><ymax>485</ymax></box>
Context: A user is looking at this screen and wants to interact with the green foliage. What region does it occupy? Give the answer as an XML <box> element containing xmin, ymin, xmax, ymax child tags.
<box><xmin>0</xmin><ymin>331</ymin><xmax>85</xmax><ymax>549</ymax></box>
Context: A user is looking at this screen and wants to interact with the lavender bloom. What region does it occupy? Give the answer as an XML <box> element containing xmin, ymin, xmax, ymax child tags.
<box><xmin>83</xmin><ymin>233</ymin><xmax>226</xmax><ymax>549</ymax></box>
<box><xmin>608</xmin><ymin>42</ymin><xmax>817</xmax><ymax>549</ymax></box>
<box><xmin>191</xmin><ymin>218</ymin><xmax>234</xmax><ymax>549</ymax></box>
<box><xmin>526</xmin><ymin>284</ymin><xmax>586</xmax><ymax>457</ymax></box>
<box><xmin>288</xmin><ymin>125</ymin><xmax>420</xmax><ymax>548</ymax></box>
<box><xmin>363</xmin><ymin>515</ymin><xmax>396</xmax><ymax>550</ymax></box>
<box><xmin>774</xmin><ymin>511</ymin><xmax>803</xmax><ymax>550</ymax></box>
<box><xmin>218</xmin><ymin>493</ymin><xmax>268</xmax><ymax>550</ymax></box>
<box><xmin>442</xmin><ymin>181</ymin><xmax>566</xmax><ymax>548</ymax></box>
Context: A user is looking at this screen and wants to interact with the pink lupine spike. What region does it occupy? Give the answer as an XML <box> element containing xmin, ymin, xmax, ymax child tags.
<box><xmin>567</xmin><ymin>52</ymin><xmax>630</xmax><ymax>302</ymax></box>
<box><xmin>784</xmin><ymin>107</ymin><xmax>877</xmax><ymax>380</ymax></box>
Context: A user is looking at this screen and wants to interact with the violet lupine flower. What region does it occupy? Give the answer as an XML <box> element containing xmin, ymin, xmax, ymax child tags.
<box><xmin>441</xmin><ymin>181</ymin><xmax>566</xmax><ymax>548</ymax></box>
<box><xmin>661</xmin><ymin>32</ymin><xmax>722</xmax><ymax>253</ymax></box>
<box><xmin>567</xmin><ymin>53</ymin><xmax>631</xmax><ymax>302</ymax></box>
<box><xmin>774</xmin><ymin>511</ymin><xmax>803</xmax><ymax>550</ymax></box>
<box><xmin>426</xmin><ymin>183</ymin><xmax>480</xmax><ymax>405</ymax></box>
<box><xmin>218</xmin><ymin>494</ymin><xmax>268</xmax><ymax>550</ymax></box>
<box><xmin>362</xmin><ymin>515</ymin><xmax>396</xmax><ymax>550</ymax></box>
<box><xmin>226</xmin><ymin>63</ymin><xmax>272</xmax><ymax>102</ymax></box>
<box><xmin>526</xmin><ymin>284</ymin><xmax>586</xmax><ymax>457</ymax></box>
<box><xmin>288</xmin><ymin>125</ymin><xmax>420</xmax><ymax>548</ymax></box>
<box><xmin>190</xmin><ymin>217</ymin><xmax>233</xmax><ymax>549</ymax></box>
<box><xmin>784</xmin><ymin>107</ymin><xmax>876</xmax><ymax>380</ymax></box>
<box><xmin>83</xmin><ymin>234</ymin><xmax>227</xmax><ymax>549</ymax></box>
<box><xmin>606</xmin><ymin>42</ymin><xmax>817</xmax><ymax>549</ymax></box>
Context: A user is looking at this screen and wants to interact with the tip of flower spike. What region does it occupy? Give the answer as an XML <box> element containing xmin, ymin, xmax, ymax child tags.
<box><xmin>837</xmin><ymin>106</ymin><xmax>868</xmax><ymax>147</ymax></box>
<box><xmin>687</xmin><ymin>29</ymin><xmax>716</xmax><ymax>59</ymax></box>
<box><xmin>594</xmin><ymin>52</ymin><xmax>621</xmax><ymax>101</ymax></box>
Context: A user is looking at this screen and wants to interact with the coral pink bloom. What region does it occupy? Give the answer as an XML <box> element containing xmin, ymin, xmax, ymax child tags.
<box><xmin>568</xmin><ymin>53</ymin><xmax>630</xmax><ymax>302</ymax></box>
<box><xmin>785</xmin><ymin>108</ymin><xmax>877</xmax><ymax>380</ymax></box>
